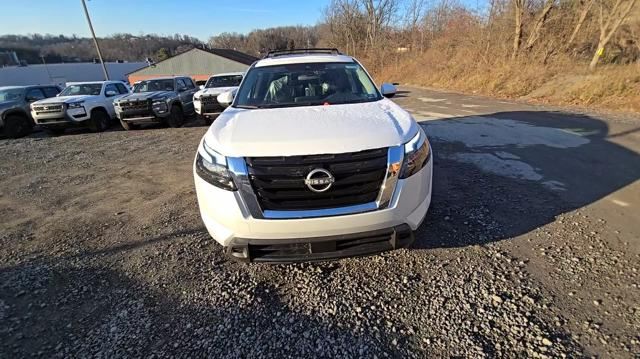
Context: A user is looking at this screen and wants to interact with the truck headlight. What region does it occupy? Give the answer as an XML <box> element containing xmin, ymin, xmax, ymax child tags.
<box><xmin>152</xmin><ymin>98</ymin><xmax>168</xmax><ymax>112</ymax></box>
<box><xmin>67</xmin><ymin>101</ymin><xmax>84</xmax><ymax>109</ymax></box>
<box><xmin>400</xmin><ymin>128</ymin><xmax>431</xmax><ymax>179</ymax></box>
<box><xmin>195</xmin><ymin>140</ymin><xmax>237</xmax><ymax>191</ymax></box>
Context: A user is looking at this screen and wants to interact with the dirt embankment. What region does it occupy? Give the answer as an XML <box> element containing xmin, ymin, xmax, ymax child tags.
<box><xmin>374</xmin><ymin>56</ymin><xmax>640</xmax><ymax>114</ymax></box>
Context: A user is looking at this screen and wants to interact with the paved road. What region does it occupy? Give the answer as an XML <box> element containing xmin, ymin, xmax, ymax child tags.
<box><xmin>0</xmin><ymin>87</ymin><xmax>638</xmax><ymax>358</ymax></box>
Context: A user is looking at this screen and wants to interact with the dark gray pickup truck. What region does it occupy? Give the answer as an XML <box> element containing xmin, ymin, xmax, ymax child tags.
<box><xmin>0</xmin><ymin>85</ymin><xmax>61</xmax><ymax>138</ymax></box>
<box><xmin>114</xmin><ymin>76</ymin><xmax>197</xmax><ymax>130</ymax></box>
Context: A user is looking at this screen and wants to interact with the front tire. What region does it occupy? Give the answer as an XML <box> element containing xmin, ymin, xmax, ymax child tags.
<box><xmin>2</xmin><ymin>114</ymin><xmax>33</xmax><ymax>138</ymax></box>
<box><xmin>166</xmin><ymin>105</ymin><xmax>184</xmax><ymax>128</ymax></box>
<box><xmin>89</xmin><ymin>109</ymin><xmax>110</xmax><ymax>132</ymax></box>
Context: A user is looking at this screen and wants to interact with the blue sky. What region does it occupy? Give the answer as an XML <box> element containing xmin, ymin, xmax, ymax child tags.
<box><xmin>1</xmin><ymin>0</ymin><xmax>332</xmax><ymax>41</ymax></box>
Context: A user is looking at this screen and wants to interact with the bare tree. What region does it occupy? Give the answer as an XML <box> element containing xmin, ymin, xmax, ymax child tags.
<box><xmin>511</xmin><ymin>0</ymin><xmax>526</xmax><ymax>60</ymax></box>
<box><xmin>524</xmin><ymin>0</ymin><xmax>556</xmax><ymax>50</ymax></box>
<box><xmin>589</xmin><ymin>0</ymin><xmax>638</xmax><ymax>70</ymax></box>
<box><xmin>567</xmin><ymin>0</ymin><xmax>596</xmax><ymax>46</ymax></box>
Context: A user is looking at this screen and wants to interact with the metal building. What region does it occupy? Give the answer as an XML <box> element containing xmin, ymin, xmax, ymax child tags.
<box><xmin>127</xmin><ymin>48</ymin><xmax>258</xmax><ymax>84</ymax></box>
<box><xmin>0</xmin><ymin>62</ymin><xmax>147</xmax><ymax>87</ymax></box>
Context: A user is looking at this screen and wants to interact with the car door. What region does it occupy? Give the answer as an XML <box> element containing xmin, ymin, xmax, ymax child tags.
<box><xmin>103</xmin><ymin>83</ymin><xmax>123</xmax><ymax>118</ymax></box>
<box><xmin>177</xmin><ymin>78</ymin><xmax>196</xmax><ymax>114</ymax></box>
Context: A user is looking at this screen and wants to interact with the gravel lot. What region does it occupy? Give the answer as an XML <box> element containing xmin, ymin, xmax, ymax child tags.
<box><xmin>1</xmin><ymin>87</ymin><xmax>639</xmax><ymax>358</ymax></box>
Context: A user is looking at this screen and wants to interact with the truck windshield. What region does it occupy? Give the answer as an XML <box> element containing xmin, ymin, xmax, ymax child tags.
<box><xmin>59</xmin><ymin>84</ymin><xmax>103</xmax><ymax>96</ymax></box>
<box><xmin>205</xmin><ymin>75</ymin><xmax>243</xmax><ymax>88</ymax></box>
<box><xmin>0</xmin><ymin>88</ymin><xmax>24</xmax><ymax>102</ymax></box>
<box><xmin>133</xmin><ymin>79</ymin><xmax>175</xmax><ymax>93</ymax></box>
<box><xmin>234</xmin><ymin>62</ymin><xmax>381</xmax><ymax>109</ymax></box>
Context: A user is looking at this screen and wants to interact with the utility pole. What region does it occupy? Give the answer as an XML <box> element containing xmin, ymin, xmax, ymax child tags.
<box><xmin>81</xmin><ymin>0</ymin><xmax>109</xmax><ymax>80</ymax></box>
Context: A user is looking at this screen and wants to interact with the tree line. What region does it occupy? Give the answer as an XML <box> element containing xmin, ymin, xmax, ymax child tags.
<box><xmin>0</xmin><ymin>33</ymin><xmax>202</xmax><ymax>65</ymax></box>
<box><xmin>2</xmin><ymin>0</ymin><xmax>638</xmax><ymax>72</ymax></box>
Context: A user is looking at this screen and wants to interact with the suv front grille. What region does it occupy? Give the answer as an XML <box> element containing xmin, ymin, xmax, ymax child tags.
<box><xmin>201</xmin><ymin>96</ymin><xmax>218</xmax><ymax>105</ymax></box>
<box><xmin>246</xmin><ymin>148</ymin><xmax>388</xmax><ymax>211</ymax></box>
<box><xmin>119</xmin><ymin>100</ymin><xmax>150</xmax><ymax>111</ymax></box>
<box><xmin>119</xmin><ymin>100</ymin><xmax>152</xmax><ymax>118</ymax></box>
<box><xmin>33</xmin><ymin>104</ymin><xmax>63</xmax><ymax>113</ymax></box>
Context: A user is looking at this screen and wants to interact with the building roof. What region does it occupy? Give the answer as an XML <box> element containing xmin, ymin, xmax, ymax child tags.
<box><xmin>127</xmin><ymin>48</ymin><xmax>258</xmax><ymax>76</ymax></box>
<box><xmin>255</xmin><ymin>54</ymin><xmax>355</xmax><ymax>68</ymax></box>
<box><xmin>205</xmin><ymin>48</ymin><xmax>258</xmax><ymax>65</ymax></box>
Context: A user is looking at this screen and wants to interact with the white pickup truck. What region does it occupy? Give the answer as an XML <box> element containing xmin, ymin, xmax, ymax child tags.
<box><xmin>193</xmin><ymin>72</ymin><xmax>243</xmax><ymax>125</ymax></box>
<box><xmin>31</xmin><ymin>81</ymin><xmax>129</xmax><ymax>135</ymax></box>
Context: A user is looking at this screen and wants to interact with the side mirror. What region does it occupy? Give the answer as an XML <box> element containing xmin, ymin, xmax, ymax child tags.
<box><xmin>217</xmin><ymin>91</ymin><xmax>235</xmax><ymax>108</ymax></box>
<box><xmin>26</xmin><ymin>96</ymin><xmax>39</xmax><ymax>103</ymax></box>
<box><xmin>105</xmin><ymin>90</ymin><xmax>118</xmax><ymax>97</ymax></box>
<box><xmin>178</xmin><ymin>86</ymin><xmax>187</xmax><ymax>92</ymax></box>
<box><xmin>380</xmin><ymin>83</ymin><xmax>397</xmax><ymax>98</ymax></box>
<box><xmin>199</xmin><ymin>85</ymin><xmax>205</xmax><ymax>90</ymax></box>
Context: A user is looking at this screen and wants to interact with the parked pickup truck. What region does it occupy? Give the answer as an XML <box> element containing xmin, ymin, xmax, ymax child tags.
<box><xmin>114</xmin><ymin>76</ymin><xmax>197</xmax><ymax>130</ymax></box>
<box><xmin>30</xmin><ymin>81</ymin><xmax>129</xmax><ymax>135</ymax></box>
<box><xmin>0</xmin><ymin>85</ymin><xmax>61</xmax><ymax>138</ymax></box>
<box><xmin>193</xmin><ymin>72</ymin><xmax>243</xmax><ymax>125</ymax></box>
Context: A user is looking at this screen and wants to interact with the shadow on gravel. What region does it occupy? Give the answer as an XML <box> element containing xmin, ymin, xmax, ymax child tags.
<box><xmin>412</xmin><ymin>111</ymin><xmax>640</xmax><ymax>249</ymax></box>
<box><xmin>0</xmin><ymin>261</ymin><xmax>402</xmax><ymax>357</ymax></box>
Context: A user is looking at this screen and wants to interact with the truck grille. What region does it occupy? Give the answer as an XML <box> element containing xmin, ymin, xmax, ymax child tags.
<box><xmin>33</xmin><ymin>104</ymin><xmax>63</xmax><ymax>113</ymax></box>
<box><xmin>119</xmin><ymin>100</ymin><xmax>152</xmax><ymax>118</ymax></box>
<box><xmin>246</xmin><ymin>148</ymin><xmax>388</xmax><ymax>211</ymax></box>
<box><xmin>119</xmin><ymin>100</ymin><xmax>150</xmax><ymax>111</ymax></box>
<box><xmin>201</xmin><ymin>95</ymin><xmax>218</xmax><ymax>105</ymax></box>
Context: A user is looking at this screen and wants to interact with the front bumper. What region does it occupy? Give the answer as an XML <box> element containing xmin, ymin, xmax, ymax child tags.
<box><xmin>194</xmin><ymin>155</ymin><xmax>433</xmax><ymax>261</ymax></box>
<box><xmin>228</xmin><ymin>224</ymin><xmax>414</xmax><ymax>263</ymax></box>
<box><xmin>31</xmin><ymin>108</ymin><xmax>89</xmax><ymax>127</ymax></box>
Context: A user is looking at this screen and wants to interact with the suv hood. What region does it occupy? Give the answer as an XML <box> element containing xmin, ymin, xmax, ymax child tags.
<box><xmin>205</xmin><ymin>98</ymin><xmax>419</xmax><ymax>157</ymax></box>
<box><xmin>35</xmin><ymin>95</ymin><xmax>97</xmax><ymax>104</ymax></box>
<box><xmin>196</xmin><ymin>86</ymin><xmax>237</xmax><ymax>98</ymax></box>
<box><xmin>118</xmin><ymin>91</ymin><xmax>173</xmax><ymax>102</ymax></box>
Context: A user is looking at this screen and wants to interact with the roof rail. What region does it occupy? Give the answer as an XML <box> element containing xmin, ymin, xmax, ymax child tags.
<box><xmin>264</xmin><ymin>48</ymin><xmax>343</xmax><ymax>58</ymax></box>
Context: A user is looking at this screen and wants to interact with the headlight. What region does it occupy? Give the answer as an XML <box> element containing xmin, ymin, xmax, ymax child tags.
<box><xmin>194</xmin><ymin>94</ymin><xmax>201</xmax><ymax>101</ymax></box>
<box><xmin>152</xmin><ymin>97</ymin><xmax>167</xmax><ymax>105</ymax></box>
<box><xmin>195</xmin><ymin>140</ymin><xmax>237</xmax><ymax>191</ymax></box>
<box><xmin>400</xmin><ymin>128</ymin><xmax>431</xmax><ymax>179</ymax></box>
<box><xmin>67</xmin><ymin>101</ymin><xmax>84</xmax><ymax>109</ymax></box>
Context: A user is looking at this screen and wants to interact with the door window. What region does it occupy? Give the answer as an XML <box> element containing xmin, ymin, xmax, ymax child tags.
<box><xmin>115</xmin><ymin>83</ymin><xmax>128</xmax><ymax>94</ymax></box>
<box><xmin>42</xmin><ymin>87</ymin><xmax>60</xmax><ymax>98</ymax></box>
<box><xmin>25</xmin><ymin>88</ymin><xmax>46</xmax><ymax>101</ymax></box>
<box><xmin>105</xmin><ymin>84</ymin><xmax>118</xmax><ymax>96</ymax></box>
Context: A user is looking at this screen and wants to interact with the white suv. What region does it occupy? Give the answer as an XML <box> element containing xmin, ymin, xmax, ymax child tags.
<box><xmin>193</xmin><ymin>49</ymin><xmax>433</xmax><ymax>262</ymax></box>
<box><xmin>31</xmin><ymin>81</ymin><xmax>129</xmax><ymax>135</ymax></box>
<box><xmin>193</xmin><ymin>72</ymin><xmax>244</xmax><ymax>125</ymax></box>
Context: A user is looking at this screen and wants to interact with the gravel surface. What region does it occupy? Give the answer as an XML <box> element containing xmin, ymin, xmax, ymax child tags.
<box><xmin>1</xmin><ymin>89</ymin><xmax>639</xmax><ymax>358</ymax></box>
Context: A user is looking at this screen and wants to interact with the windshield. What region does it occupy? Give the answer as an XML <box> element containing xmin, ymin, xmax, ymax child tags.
<box><xmin>60</xmin><ymin>84</ymin><xmax>103</xmax><ymax>96</ymax></box>
<box><xmin>0</xmin><ymin>88</ymin><xmax>24</xmax><ymax>102</ymax></box>
<box><xmin>234</xmin><ymin>62</ymin><xmax>381</xmax><ymax>109</ymax></box>
<box><xmin>205</xmin><ymin>75</ymin><xmax>243</xmax><ymax>88</ymax></box>
<box><xmin>133</xmin><ymin>79</ymin><xmax>175</xmax><ymax>93</ymax></box>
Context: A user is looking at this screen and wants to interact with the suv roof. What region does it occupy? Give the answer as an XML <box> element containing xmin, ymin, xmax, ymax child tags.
<box><xmin>0</xmin><ymin>85</ymin><xmax>58</xmax><ymax>90</ymax></box>
<box><xmin>255</xmin><ymin>54</ymin><xmax>355</xmax><ymax>68</ymax></box>
<box><xmin>210</xmin><ymin>72</ymin><xmax>244</xmax><ymax>78</ymax></box>
<box><xmin>254</xmin><ymin>48</ymin><xmax>354</xmax><ymax>68</ymax></box>
<box><xmin>65</xmin><ymin>81</ymin><xmax>121</xmax><ymax>85</ymax></box>
<box><xmin>142</xmin><ymin>76</ymin><xmax>190</xmax><ymax>81</ymax></box>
